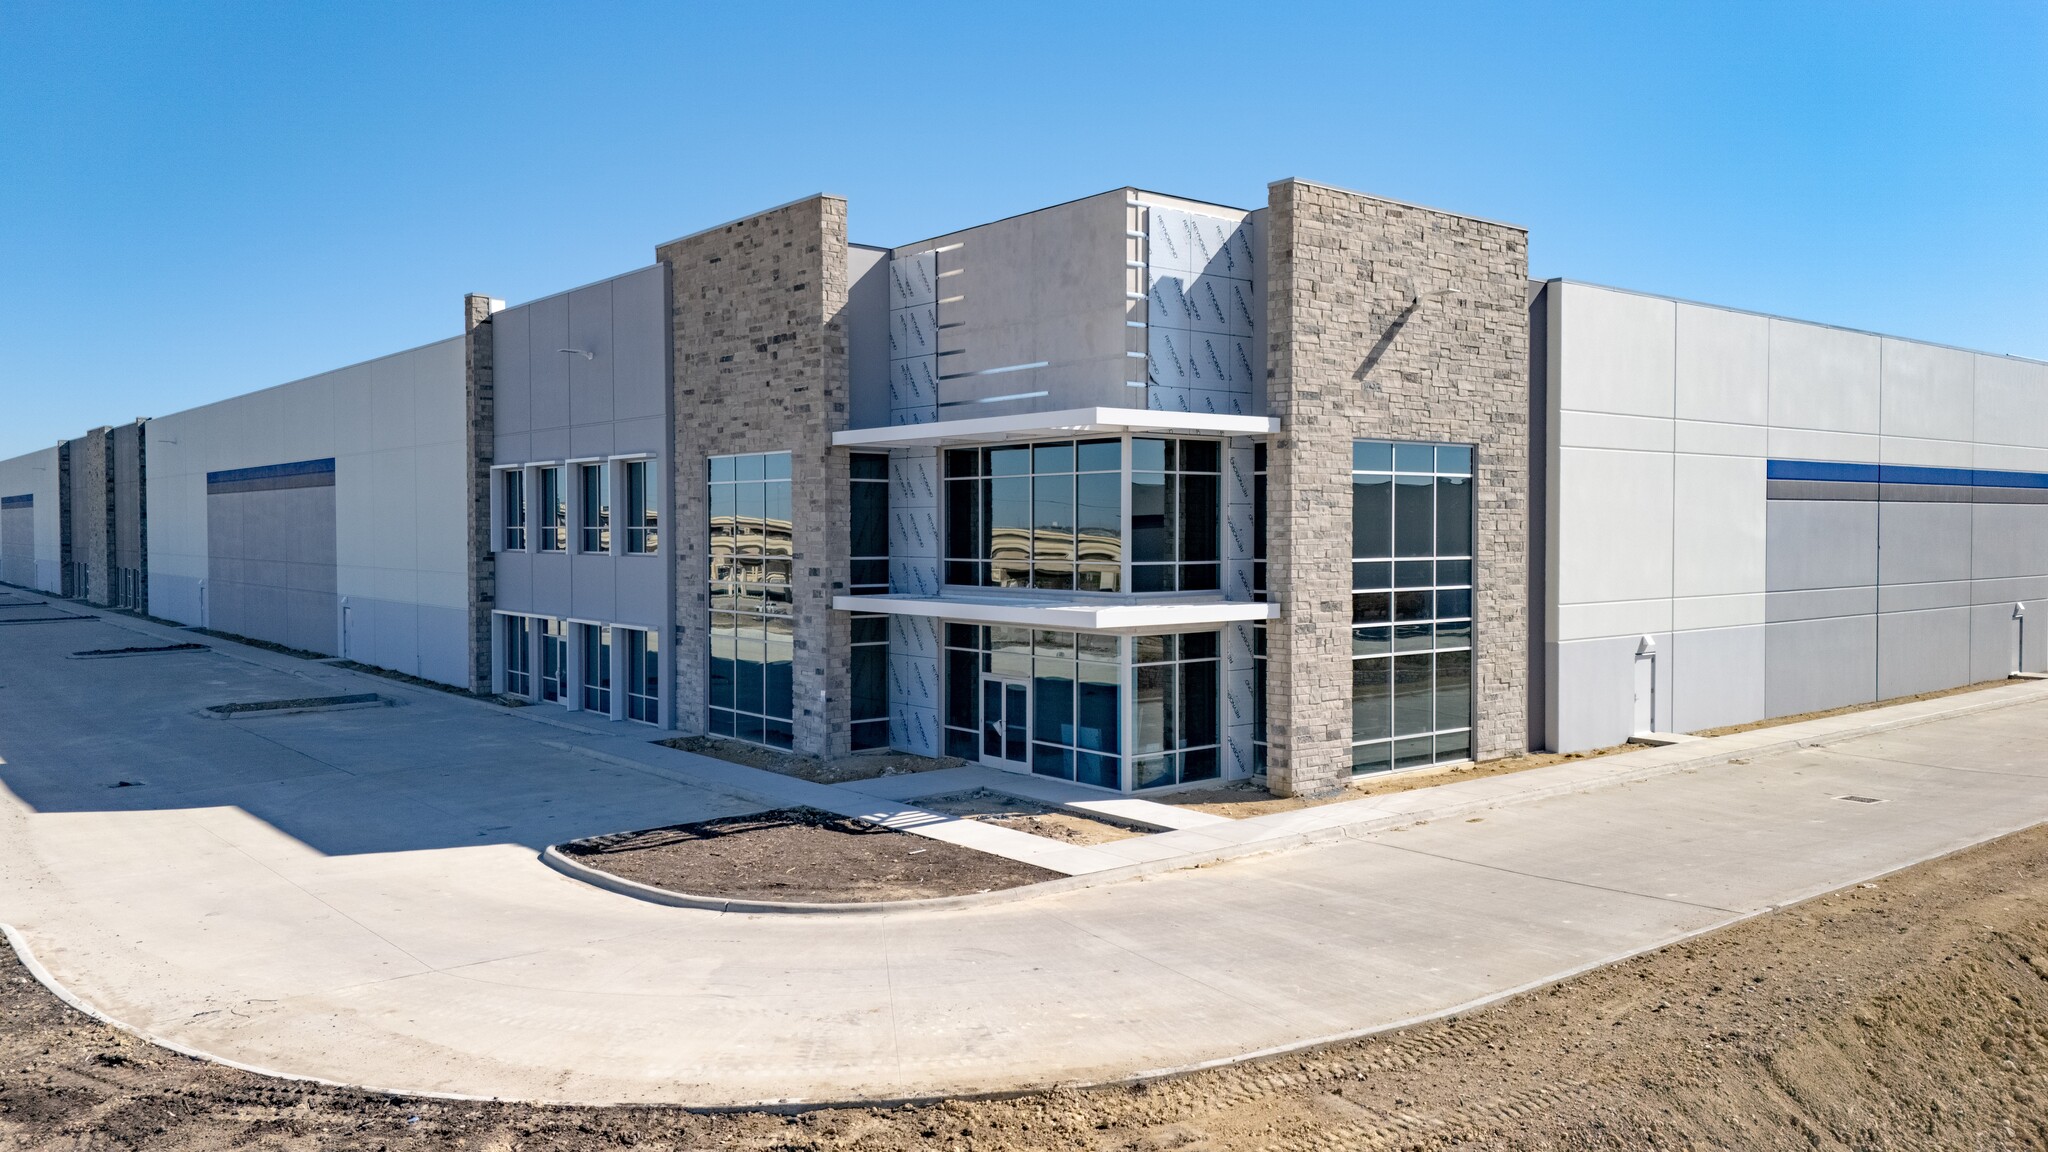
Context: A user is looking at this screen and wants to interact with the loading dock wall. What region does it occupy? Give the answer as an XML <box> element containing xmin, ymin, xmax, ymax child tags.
<box><xmin>0</xmin><ymin>446</ymin><xmax>62</xmax><ymax>592</ymax></box>
<box><xmin>146</xmin><ymin>337</ymin><xmax>469</xmax><ymax>683</ymax></box>
<box><xmin>1543</xmin><ymin>280</ymin><xmax>2048</xmax><ymax>752</ymax></box>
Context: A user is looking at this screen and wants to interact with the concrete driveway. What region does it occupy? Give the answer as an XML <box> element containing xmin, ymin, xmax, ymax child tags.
<box><xmin>3</xmin><ymin>602</ymin><xmax>2047</xmax><ymax>1106</ymax></box>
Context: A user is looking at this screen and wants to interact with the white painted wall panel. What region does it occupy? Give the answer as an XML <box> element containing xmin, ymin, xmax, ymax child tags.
<box><xmin>1973</xmin><ymin>355</ymin><xmax>2048</xmax><ymax>450</ymax></box>
<box><xmin>1554</xmin><ymin>446</ymin><xmax>1673</xmax><ymax>614</ymax></box>
<box><xmin>0</xmin><ymin>447</ymin><xmax>62</xmax><ymax>591</ymax></box>
<box><xmin>1767</xmin><ymin>319</ymin><xmax>1880</xmax><ymax>433</ymax></box>
<box><xmin>1671</xmin><ymin>453</ymin><xmax>1765</xmax><ymax>599</ymax></box>
<box><xmin>142</xmin><ymin>337</ymin><xmax>467</xmax><ymax>681</ymax></box>
<box><xmin>1555</xmin><ymin>282</ymin><xmax>1674</xmax><ymax>418</ymax></box>
<box><xmin>1879</xmin><ymin>338</ymin><xmax>1974</xmax><ymax>444</ymax></box>
<box><xmin>1674</xmin><ymin>304</ymin><xmax>1768</xmax><ymax>425</ymax></box>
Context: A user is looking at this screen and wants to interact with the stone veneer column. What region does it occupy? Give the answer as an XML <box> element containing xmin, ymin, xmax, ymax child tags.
<box><xmin>659</xmin><ymin>196</ymin><xmax>854</xmax><ymax>757</ymax></box>
<box><xmin>1264</xmin><ymin>179</ymin><xmax>1531</xmax><ymax>796</ymax></box>
<box><xmin>464</xmin><ymin>294</ymin><xmax>498</xmax><ymax>694</ymax></box>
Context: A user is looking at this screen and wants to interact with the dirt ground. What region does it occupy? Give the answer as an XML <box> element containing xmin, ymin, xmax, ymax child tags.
<box><xmin>660</xmin><ymin>735</ymin><xmax>961</xmax><ymax>785</ymax></box>
<box><xmin>913</xmin><ymin>789</ymin><xmax>1145</xmax><ymax>846</ymax></box>
<box><xmin>7</xmin><ymin>823</ymin><xmax>2048</xmax><ymax>1150</ymax></box>
<box><xmin>556</xmin><ymin>806</ymin><xmax>1057</xmax><ymax>903</ymax></box>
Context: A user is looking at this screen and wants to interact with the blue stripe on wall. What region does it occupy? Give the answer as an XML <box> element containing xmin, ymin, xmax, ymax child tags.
<box><xmin>1768</xmin><ymin>459</ymin><xmax>2048</xmax><ymax>490</ymax></box>
<box><xmin>206</xmin><ymin>458</ymin><xmax>336</xmax><ymax>488</ymax></box>
<box><xmin>0</xmin><ymin>494</ymin><xmax>30</xmax><ymax>509</ymax></box>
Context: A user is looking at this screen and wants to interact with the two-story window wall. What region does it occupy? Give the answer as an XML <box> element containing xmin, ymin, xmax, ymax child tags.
<box><xmin>490</xmin><ymin>456</ymin><xmax>668</xmax><ymax>727</ymax></box>
<box><xmin>708</xmin><ymin>451</ymin><xmax>794</xmax><ymax>749</ymax></box>
<box><xmin>848</xmin><ymin>452</ymin><xmax>890</xmax><ymax>750</ymax></box>
<box><xmin>942</xmin><ymin>435</ymin><xmax>1220</xmax><ymax>594</ymax></box>
<box><xmin>1351</xmin><ymin>440</ymin><xmax>1475</xmax><ymax>773</ymax></box>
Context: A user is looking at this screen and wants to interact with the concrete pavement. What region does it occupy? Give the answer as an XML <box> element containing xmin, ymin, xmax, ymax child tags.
<box><xmin>3</xmin><ymin>602</ymin><xmax>2047</xmax><ymax>1105</ymax></box>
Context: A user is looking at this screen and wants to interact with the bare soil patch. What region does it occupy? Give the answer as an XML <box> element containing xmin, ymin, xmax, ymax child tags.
<box><xmin>556</xmin><ymin>806</ymin><xmax>1057</xmax><ymax>903</ymax></box>
<box><xmin>8</xmin><ymin>823</ymin><xmax>2048</xmax><ymax>1150</ymax></box>
<box><xmin>660</xmin><ymin>734</ymin><xmax>961</xmax><ymax>785</ymax></box>
<box><xmin>914</xmin><ymin>789</ymin><xmax>1145</xmax><ymax>846</ymax></box>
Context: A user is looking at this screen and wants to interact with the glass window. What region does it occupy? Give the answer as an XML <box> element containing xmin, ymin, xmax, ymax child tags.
<box><xmin>851</xmin><ymin>610</ymin><xmax>888</xmax><ymax>750</ymax></box>
<box><xmin>625</xmin><ymin>628</ymin><xmax>659</xmax><ymax>724</ymax></box>
<box><xmin>502</xmin><ymin>470</ymin><xmax>527</xmax><ymax>551</ymax></box>
<box><xmin>625</xmin><ymin>460</ymin><xmax>658</xmax><ymax>554</ymax></box>
<box><xmin>583</xmin><ymin>624</ymin><xmax>612</xmax><ymax>713</ymax></box>
<box><xmin>945</xmin><ymin>435</ymin><xmax>1229</xmax><ymax>595</ymax></box>
<box><xmin>539</xmin><ymin>617</ymin><xmax>567</xmax><ymax>701</ymax></box>
<box><xmin>707</xmin><ymin>452</ymin><xmax>794</xmax><ymax>748</ymax></box>
<box><xmin>580</xmin><ymin>464</ymin><xmax>610</xmax><ymax>553</ymax></box>
<box><xmin>538</xmin><ymin>466</ymin><xmax>565</xmax><ymax>552</ymax></box>
<box><xmin>1350</xmin><ymin>440</ymin><xmax>1476</xmax><ymax>774</ymax></box>
<box><xmin>850</xmin><ymin>452</ymin><xmax>889</xmax><ymax>594</ymax></box>
<box><xmin>502</xmin><ymin>615</ymin><xmax>530</xmax><ymax>696</ymax></box>
<box><xmin>944</xmin><ymin>627</ymin><xmax>1122</xmax><ymax>789</ymax></box>
<box><xmin>1131</xmin><ymin>629</ymin><xmax>1222</xmax><ymax>789</ymax></box>
<box><xmin>1252</xmin><ymin>442</ymin><xmax>1268</xmax><ymax>600</ymax></box>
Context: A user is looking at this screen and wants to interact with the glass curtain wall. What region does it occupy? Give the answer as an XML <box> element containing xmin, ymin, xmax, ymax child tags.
<box><xmin>944</xmin><ymin>439</ymin><xmax>1122</xmax><ymax>590</ymax></box>
<box><xmin>1131</xmin><ymin>438</ymin><xmax>1220</xmax><ymax>592</ymax></box>
<box><xmin>708</xmin><ymin>451</ymin><xmax>794</xmax><ymax>748</ymax></box>
<box><xmin>848</xmin><ymin>452</ymin><xmax>890</xmax><ymax>750</ymax></box>
<box><xmin>940</xmin><ymin>625</ymin><xmax>1122</xmax><ymax>787</ymax></box>
<box><xmin>1350</xmin><ymin>440</ymin><xmax>1475</xmax><ymax>773</ymax></box>
<box><xmin>1132</xmin><ymin>631</ymin><xmax>1221</xmax><ymax>788</ymax></box>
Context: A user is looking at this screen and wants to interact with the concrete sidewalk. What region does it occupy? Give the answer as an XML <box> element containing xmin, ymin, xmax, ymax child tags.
<box><xmin>3</xmin><ymin>606</ymin><xmax>2047</xmax><ymax>1105</ymax></box>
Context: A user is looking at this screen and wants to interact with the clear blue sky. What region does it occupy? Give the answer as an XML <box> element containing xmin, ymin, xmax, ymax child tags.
<box><xmin>2</xmin><ymin>1</ymin><xmax>2042</xmax><ymax>459</ymax></box>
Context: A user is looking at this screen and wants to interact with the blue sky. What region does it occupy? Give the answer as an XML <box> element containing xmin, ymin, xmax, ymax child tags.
<box><xmin>2</xmin><ymin>1</ymin><xmax>2042</xmax><ymax>458</ymax></box>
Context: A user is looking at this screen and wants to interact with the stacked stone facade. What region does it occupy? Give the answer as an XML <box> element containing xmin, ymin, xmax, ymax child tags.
<box><xmin>64</xmin><ymin>428</ymin><xmax>114</xmax><ymax>605</ymax></box>
<box><xmin>1264</xmin><ymin>179</ymin><xmax>1531</xmax><ymax>796</ymax></box>
<box><xmin>464</xmin><ymin>293</ymin><xmax>498</xmax><ymax>694</ymax></box>
<box><xmin>659</xmin><ymin>196</ymin><xmax>854</xmax><ymax>756</ymax></box>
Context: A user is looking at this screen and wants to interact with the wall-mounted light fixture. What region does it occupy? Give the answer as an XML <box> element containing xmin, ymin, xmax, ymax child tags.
<box><xmin>559</xmin><ymin>348</ymin><xmax>595</xmax><ymax>361</ymax></box>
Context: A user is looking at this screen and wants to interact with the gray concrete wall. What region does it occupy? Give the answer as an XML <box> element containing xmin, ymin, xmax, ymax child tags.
<box><xmin>890</xmin><ymin>190</ymin><xmax>1140</xmax><ymax>421</ymax></box>
<box><xmin>0</xmin><ymin>445</ymin><xmax>62</xmax><ymax>592</ymax></box>
<box><xmin>1544</xmin><ymin>279</ymin><xmax>2048</xmax><ymax>751</ymax></box>
<box><xmin>1265</xmin><ymin>179</ymin><xmax>1532</xmax><ymax>796</ymax></box>
<box><xmin>491</xmin><ymin>266</ymin><xmax>672</xmax><ymax>639</ymax></box>
<box><xmin>660</xmin><ymin>195</ymin><xmax>853</xmax><ymax>755</ymax></box>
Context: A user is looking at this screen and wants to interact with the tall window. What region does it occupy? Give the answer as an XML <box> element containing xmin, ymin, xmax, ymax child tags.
<box><xmin>1252</xmin><ymin>442</ymin><xmax>1267</xmax><ymax>599</ymax></box>
<box><xmin>850</xmin><ymin>453</ymin><xmax>889</xmax><ymax>593</ymax></box>
<box><xmin>1351</xmin><ymin>441</ymin><xmax>1475</xmax><ymax>774</ymax></box>
<box><xmin>625</xmin><ymin>460</ymin><xmax>658</xmax><ymax>554</ymax></box>
<box><xmin>583</xmin><ymin>624</ymin><xmax>612</xmax><ymax>713</ymax></box>
<box><xmin>539</xmin><ymin>467</ymin><xmax>566</xmax><ymax>552</ymax></box>
<box><xmin>503</xmin><ymin>615</ymin><xmax>530</xmax><ymax>695</ymax></box>
<box><xmin>708</xmin><ymin>451</ymin><xmax>794</xmax><ymax>748</ymax></box>
<box><xmin>503</xmin><ymin>470</ymin><xmax>527</xmax><ymax>551</ymax></box>
<box><xmin>849</xmin><ymin>452</ymin><xmax>891</xmax><ymax>751</ymax></box>
<box><xmin>944</xmin><ymin>438</ymin><xmax>1123</xmax><ymax>591</ymax></box>
<box><xmin>1133</xmin><ymin>631</ymin><xmax>1221</xmax><ymax>788</ymax></box>
<box><xmin>540</xmin><ymin>617</ymin><xmax>567</xmax><ymax>700</ymax></box>
<box><xmin>1252</xmin><ymin>622</ymin><xmax>1268</xmax><ymax>774</ymax></box>
<box><xmin>580</xmin><ymin>463</ymin><xmax>610</xmax><ymax>553</ymax></box>
<box><xmin>850</xmin><ymin>614</ymin><xmax>888</xmax><ymax>750</ymax></box>
<box><xmin>1131</xmin><ymin>438</ymin><xmax>1220</xmax><ymax>592</ymax></box>
<box><xmin>625</xmin><ymin>628</ymin><xmax>658</xmax><ymax>723</ymax></box>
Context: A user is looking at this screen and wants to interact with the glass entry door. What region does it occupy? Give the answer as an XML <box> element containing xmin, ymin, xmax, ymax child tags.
<box><xmin>980</xmin><ymin>676</ymin><xmax>1029</xmax><ymax>770</ymax></box>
